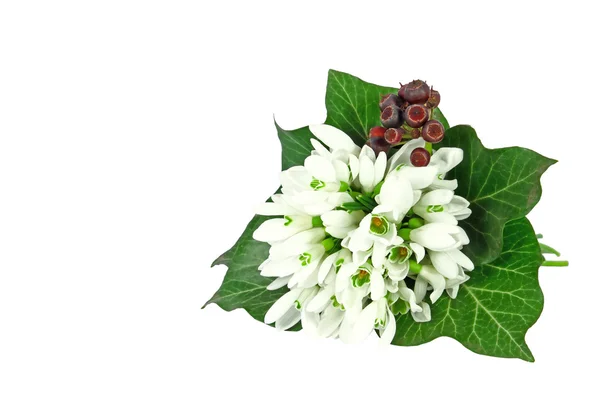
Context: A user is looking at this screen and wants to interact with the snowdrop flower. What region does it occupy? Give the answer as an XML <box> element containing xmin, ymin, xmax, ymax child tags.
<box><xmin>410</xmin><ymin>223</ymin><xmax>468</xmax><ymax>251</ymax></box>
<box><xmin>413</xmin><ymin>189</ymin><xmax>472</xmax><ymax>225</ymax></box>
<box><xmin>254</xmin><ymin>124</ymin><xmax>474</xmax><ymax>344</ymax></box>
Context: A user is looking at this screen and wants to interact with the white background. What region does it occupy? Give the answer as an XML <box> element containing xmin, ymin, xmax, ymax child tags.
<box><xmin>1</xmin><ymin>1</ymin><xmax>598</xmax><ymax>399</ymax></box>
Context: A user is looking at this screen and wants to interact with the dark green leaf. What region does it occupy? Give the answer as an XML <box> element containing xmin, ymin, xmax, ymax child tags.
<box><xmin>275</xmin><ymin>120</ymin><xmax>315</xmax><ymax>170</ymax></box>
<box><xmin>441</xmin><ymin>125</ymin><xmax>556</xmax><ymax>265</ymax></box>
<box><xmin>392</xmin><ymin>217</ymin><xmax>544</xmax><ymax>362</ymax></box>
<box><xmin>203</xmin><ymin>214</ymin><xmax>283</xmax><ymax>322</ymax></box>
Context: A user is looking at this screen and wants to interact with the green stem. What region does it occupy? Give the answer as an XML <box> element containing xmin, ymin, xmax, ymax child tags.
<box><xmin>540</xmin><ymin>243</ymin><xmax>560</xmax><ymax>256</ymax></box>
<box><xmin>542</xmin><ymin>260</ymin><xmax>569</xmax><ymax>267</ymax></box>
<box><xmin>425</xmin><ymin>142</ymin><xmax>433</xmax><ymax>154</ymax></box>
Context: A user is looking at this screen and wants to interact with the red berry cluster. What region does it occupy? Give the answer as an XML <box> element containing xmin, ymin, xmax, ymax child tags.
<box><xmin>367</xmin><ymin>80</ymin><xmax>444</xmax><ymax>167</ymax></box>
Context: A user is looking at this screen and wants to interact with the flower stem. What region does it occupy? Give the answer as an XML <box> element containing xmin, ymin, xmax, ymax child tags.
<box><xmin>540</xmin><ymin>243</ymin><xmax>560</xmax><ymax>256</ymax></box>
<box><xmin>541</xmin><ymin>260</ymin><xmax>569</xmax><ymax>267</ymax></box>
<box><xmin>425</xmin><ymin>142</ymin><xmax>433</xmax><ymax>154</ymax></box>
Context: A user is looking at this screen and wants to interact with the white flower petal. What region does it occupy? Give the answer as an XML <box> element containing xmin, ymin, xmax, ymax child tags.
<box><xmin>303</xmin><ymin>201</ymin><xmax>336</xmax><ymax>215</ymax></box>
<box><xmin>275</xmin><ymin>306</ymin><xmax>302</xmax><ymax>330</ymax></box>
<box><xmin>378</xmin><ymin>175</ymin><xmax>413</xmax><ymax>221</ymax></box>
<box><xmin>317</xmin><ymin>252</ymin><xmax>338</xmax><ymax>284</ymax></box>
<box><xmin>309</xmin><ymin>124</ymin><xmax>360</xmax><ymax>155</ymax></box>
<box><xmin>322</xmin><ymin>210</ymin><xmax>355</xmax><ymax>227</ymax></box>
<box><xmin>393</xmin><ymin>165</ymin><xmax>438</xmax><ymax>189</ymax></box>
<box><xmin>371</xmin><ymin>241</ymin><xmax>389</xmax><ymax>269</ymax></box>
<box><xmin>301</xmin><ymin>311</ymin><xmax>320</xmax><ymax>336</ymax></box>
<box><xmin>310</xmin><ymin>138</ymin><xmax>331</xmax><ymax>158</ymax></box>
<box><xmin>448</xmin><ymin>195</ymin><xmax>470</xmax><ymax>211</ymax></box>
<box><xmin>429</xmin><ymin>250</ymin><xmax>460</xmax><ymax>279</ymax></box>
<box><xmin>326</xmin><ymin>225</ymin><xmax>355</xmax><ymax>239</ymax></box>
<box><xmin>420</xmin><ymin>265</ymin><xmax>446</xmax><ymax>303</ymax></box>
<box><xmin>260</xmin><ymin>256</ymin><xmax>302</xmax><ymax>277</ymax></box>
<box><xmin>253</xmin><ymin>218</ymin><xmax>311</xmax><ymax>242</ymax></box>
<box><xmin>332</xmin><ymin>160</ymin><xmax>350</xmax><ymax>183</ymax></box>
<box><xmin>430</xmin><ymin>178</ymin><xmax>458</xmax><ymax>191</ymax></box>
<box><xmin>419</xmin><ymin>189</ymin><xmax>454</xmax><ymax>206</ymax></box>
<box><xmin>338</xmin><ymin>305</ymin><xmax>362</xmax><ymax>343</ymax></box>
<box><xmin>293</xmin><ymin>190</ymin><xmax>330</xmax><ymax>205</ymax></box>
<box><xmin>370</xmin><ymin>269</ymin><xmax>386</xmax><ymax>300</ymax></box>
<box><xmin>288</xmin><ymin>253</ymin><xmax>322</xmax><ymax>288</ymax></box>
<box><xmin>386</xmin><ymin>259</ymin><xmax>409</xmax><ymax>281</ymax></box>
<box><xmin>306</xmin><ymin>285</ymin><xmax>335</xmax><ymax>313</ymax></box>
<box><xmin>318</xmin><ymin>306</ymin><xmax>345</xmax><ymax>338</ymax></box>
<box><xmin>415</xmin><ymin>208</ymin><xmax>459</xmax><ymax>225</ymax></box>
<box><xmin>410</xmin><ymin>223</ymin><xmax>461</xmax><ymax>251</ymax></box>
<box><xmin>430</xmin><ymin>148</ymin><xmax>463</xmax><ymax>174</ymax></box>
<box><xmin>348</xmin><ymin>154</ymin><xmax>360</xmax><ymax>181</ymax></box>
<box><xmin>267</xmin><ymin>276</ymin><xmax>291</xmax><ymax>290</ymax></box>
<box><xmin>347</xmin><ymin>229</ymin><xmax>373</xmax><ymax>253</ymax></box>
<box><xmin>374</xmin><ymin>151</ymin><xmax>387</xmax><ymax>186</ymax></box>
<box><xmin>264</xmin><ymin>288</ymin><xmax>302</xmax><ymax>324</ymax></box>
<box><xmin>350</xmin><ymin>301</ymin><xmax>378</xmax><ymax>343</ymax></box>
<box><xmin>336</xmin><ymin>261</ymin><xmax>358</xmax><ymax>289</ymax></box>
<box><xmin>414</xmin><ymin>275</ymin><xmax>428</xmax><ymax>303</ymax></box>
<box><xmin>359</xmin><ymin>145</ymin><xmax>376</xmax><ymax>162</ymax></box>
<box><xmin>269</xmin><ymin>228</ymin><xmax>326</xmax><ymax>260</ymax></box>
<box><xmin>397</xmin><ymin>282</ymin><xmax>422</xmax><ymax>313</ymax></box>
<box><xmin>411</xmin><ymin>302</ymin><xmax>431</xmax><ymax>323</ymax></box>
<box><xmin>409</xmin><ymin>242</ymin><xmax>425</xmax><ymax>262</ymax></box>
<box><xmin>447</xmin><ymin>249</ymin><xmax>475</xmax><ymax>271</ymax></box>
<box><xmin>305</xmin><ymin>155</ymin><xmax>337</xmax><ymax>182</ymax></box>
<box><xmin>379</xmin><ymin>308</ymin><xmax>396</xmax><ymax>345</ymax></box>
<box><xmin>456</xmin><ymin>226</ymin><xmax>470</xmax><ymax>245</ymax></box>
<box><xmin>359</xmin><ymin>156</ymin><xmax>375</xmax><ymax>192</ymax></box>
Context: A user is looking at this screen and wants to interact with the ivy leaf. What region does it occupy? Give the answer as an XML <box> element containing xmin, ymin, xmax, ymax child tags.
<box><xmin>441</xmin><ymin>125</ymin><xmax>556</xmax><ymax>265</ymax></box>
<box><xmin>325</xmin><ymin>69</ymin><xmax>449</xmax><ymax>144</ymax></box>
<box><xmin>204</xmin><ymin>122</ymin><xmax>316</xmax><ymax>322</ymax></box>
<box><xmin>275</xmin><ymin>121</ymin><xmax>316</xmax><ymax>170</ymax></box>
<box><xmin>203</xmin><ymin>213</ymin><xmax>285</xmax><ymax>322</ymax></box>
<box><xmin>392</xmin><ymin>217</ymin><xmax>544</xmax><ymax>362</ymax></box>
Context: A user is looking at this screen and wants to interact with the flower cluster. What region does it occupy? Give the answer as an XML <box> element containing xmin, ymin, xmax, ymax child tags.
<box><xmin>253</xmin><ymin>124</ymin><xmax>473</xmax><ymax>344</ymax></box>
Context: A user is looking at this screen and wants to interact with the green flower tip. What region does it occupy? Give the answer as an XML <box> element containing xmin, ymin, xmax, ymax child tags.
<box><xmin>398</xmin><ymin>228</ymin><xmax>412</xmax><ymax>241</ymax></box>
<box><xmin>352</xmin><ymin>269</ymin><xmax>371</xmax><ymax>287</ymax></box>
<box><xmin>312</xmin><ymin>216</ymin><xmax>324</xmax><ymax>227</ymax></box>
<box><xmin>407</xmin><ymin>217</ymin><xmax>425</xmax><ymax>229</ymax></box>
<box><xmin>299</xmin><ymin>252</ymin><xmax>312</xmax><ymax>266</ymax></box>
<box><xmin>409</xmin><ymin>259</ymin><xmax>422</xmax><ymax>274</ymax></box>
<box><xmin>426</xmin><ymin>205</ymin><xmax>444</xmax><ymax>213</ymax></box>
<box><xmin>369</xmin><ymin>215</ymin><xmax>389</xmax><ymax>235</ymax></box>
<box><xmin>338</xmin><ymin>181</ymin><xmax>349</xmax><ymax>192</ymax></box>
<box><xmin>310</xmin><ymin>178</ymin><xmax>325</xmax><ymax>190</ymax></box>
<box><xmin>389</xmin><ymin>245</ymin><xmax>412</xmax><ymax>263</ymax></box>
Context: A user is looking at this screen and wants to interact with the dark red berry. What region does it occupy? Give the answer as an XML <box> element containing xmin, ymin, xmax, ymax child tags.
<box><xmin>398</xmin><ymin>84</ymin><xmax>406</xmax><ymax>100</ymax></box>
<box><xmin>367</xmin><ymin>137</ymin><xmax>390</xmax><ymax>155</ymax></box>
<box><xmin>410</xmin><ymin>128</ymin><xmax>421</xmax><ymax>139</ymax></box>
<box><xmin>384</xmin><ymin>128</ymin><xmax>405</xmax><ymax>145</ymax></box>
<box><xmin>369</xmin><ymin>126</ymin><xmax>386</xmax><ymax>139</ymax></box>
<box><xmin>410</xmin><ymin>148</ymin><xmax>430</xmax><ymax>167</ymax></box>
<box><xmin>425</xmin><ymin>89</ymin><xmax>441</xmax><ymax>108</ymax></box>
<box><xmin>404</xmin><ymin>104</ymin><xmax>429</xmax><ymax>128</ymax></box>
<box><xmin>381</xmin><ymin>105</ymin><xmax>402</xmax><ymax>128</ymax></box>
<box><xmin>421</xmin><ymin>120</ymin><xmax>445</xmax><ymax>143</ymax></box>
<box><xmin>379</xmin><ymin>93</ymin><xmax>400</xmax><ymax>110</ymax></box>
<box><xmin>402</xmin><ymin>80</ymin><xmax>431</xmax><ymax>104</ymax></box>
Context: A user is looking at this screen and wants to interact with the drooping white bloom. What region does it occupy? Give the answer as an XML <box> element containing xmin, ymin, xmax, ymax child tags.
<box><xmin>253</xmin><ymin>124</ymin><xmax>473</xmax><ymax>345</ymax></box>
